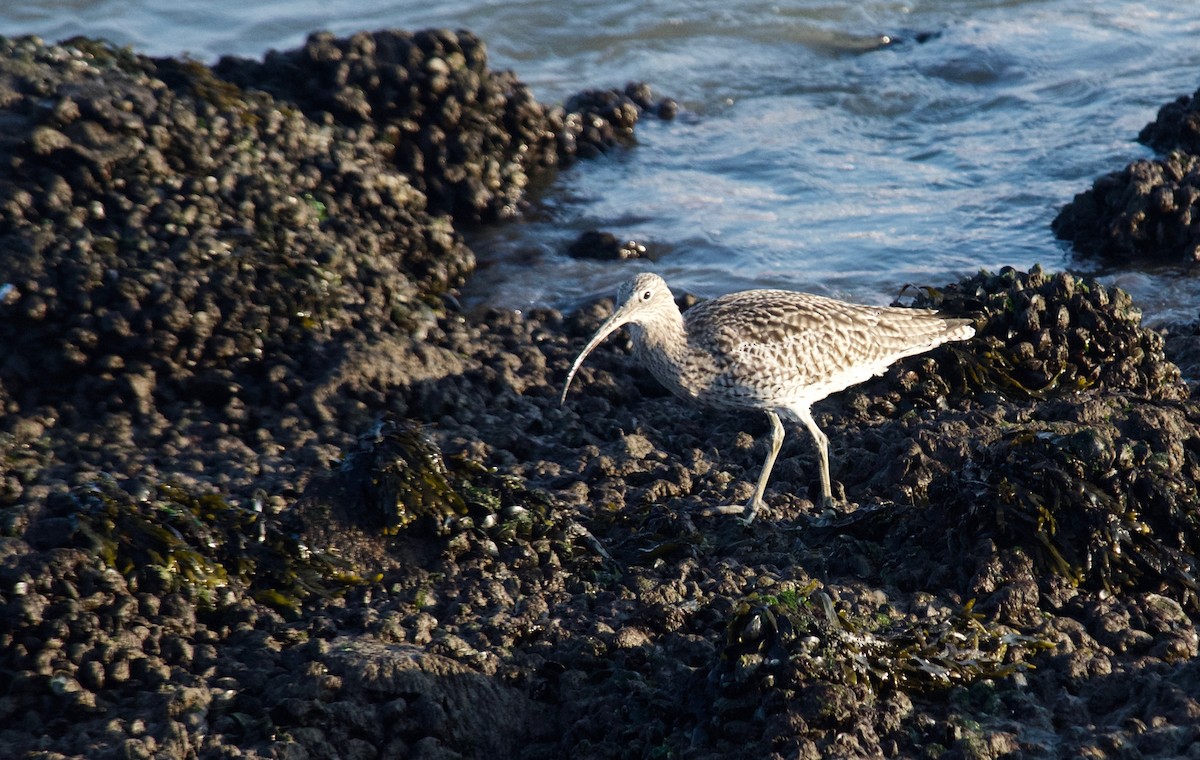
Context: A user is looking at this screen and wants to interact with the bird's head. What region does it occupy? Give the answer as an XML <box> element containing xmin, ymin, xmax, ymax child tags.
<box><xmin>560</xmin><ymin>272</ymin><xmax>678</xmax><ymax>405</ymax></box>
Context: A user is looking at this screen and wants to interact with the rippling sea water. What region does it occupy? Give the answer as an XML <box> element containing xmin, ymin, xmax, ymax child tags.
<box><xmin>4</xmin><ymin>1</ymin><xmax>1200</xmax><ymax>321</ymax></box>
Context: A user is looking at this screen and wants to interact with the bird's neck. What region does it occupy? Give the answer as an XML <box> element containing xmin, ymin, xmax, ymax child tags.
<box><xmin>629</xmin><ymin>309</ymin><xmax>691</xmax><ymax>391</ymax></box>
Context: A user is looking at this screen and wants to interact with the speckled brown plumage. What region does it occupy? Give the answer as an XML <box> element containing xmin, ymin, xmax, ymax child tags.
<box><xmin>562</xmin><ymin>272</ymin><xmax>975</xmax><ymax>522</ymax></box>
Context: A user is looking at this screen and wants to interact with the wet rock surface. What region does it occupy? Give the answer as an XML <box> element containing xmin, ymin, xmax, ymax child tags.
<box><xmin>3</xmin><ymin>31</ymin><xmax>1200</xmax><ymax>760</ymax></box>
<box><xmin>1055</xmin><ymin>85</ymin><xmax>1200</xmax><ymax>263</ymax></box>
<box><xmin>1052</xmin><ymin>151</ymin><xmax>1200</xmax><ymax>263</ymax></box>
<box><xmin>566</xmin><ymin>229</ymin><xmax>649</xmax><ymax>261</ymax></box>
<box><xmin>1139</xmin><ymin>86</ymin><xmax>1200</xmax><ymax>156</ymax></box>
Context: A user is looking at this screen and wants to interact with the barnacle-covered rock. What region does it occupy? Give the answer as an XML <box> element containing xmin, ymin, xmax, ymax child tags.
<box><xmin>43</xmin><ymin>478</ymin><xmax>363</xmax><ymax>614</ymax></box>
<box><xmin>296</xmin><ymin>418</ymin><xmax>558</xmax><ymax>547</ymax></box>
<box><xmin>932</xmin><ymin>398</ymin><xmax>1200</xmax><ymax>607</ymax></box>
<box><xmin>843</xmin><ymin>264</ymin><xmax>1185</xmax><ymax>437</ymax></box>
<box><xmin>912</xmin><ymin>265</ymin><xmax>1186</xmax><ymax>401</ymax></box>
<box><xmin>1055</xmin><ymin>81</ymin><xmax>1200</xmax><ymax>263</ymax></box>
<box><xmin>1138</xmin><ymin>86</ymin><xmax>1200</xmax><ymax>155</ymax></box>
<box><xmin>213</xmin><ymin>31</ymin><xmax>672</xmax><ymax>221</ymax></box>
<box><xmin>0</xmin><ymin>34</ymin><xmax>472</xmax><ymax>414</ymax></box>
<box><xmin>709</xmin><ymin>586</ymin><xmax>1045</xmax><ymax>738</ymax></box>
<box><xmin>212</xmin><ymin>29</ymin><xmax>554</xmax><ymax>223</ymax></box>
<box><xmin>562</xmin><ymin>82</ymin><xmax>670</xmax><ymax>158</ymax></box>
<box><xmin>1052</xmin><ymin>152</ymin><xmax>1200</xmax><ymax>262</ymax></box>
<box><xmin>715</xmin><ymin>588</ymin><xmax>1040</xmax><ymax>693</ymax></box>
<box><xmin>832</xmin><ymin>267</ymin><xmax>1199</xmax><ymax>610</ymax></box>
<box><xmin>9</xmin><ymin>26</ymin><xmax>1200</xmax><ymax>760</ymax></box>
<box><xmin>566</xmin><ymin>229</ymin><xmax>648</xmax><ymax>260</ymax></box>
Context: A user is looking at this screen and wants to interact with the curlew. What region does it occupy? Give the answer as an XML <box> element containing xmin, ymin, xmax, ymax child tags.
<box><xmin>560</xmin><ymin>272</ymin><xmax>975</xmax><ymax>523</ymax></box>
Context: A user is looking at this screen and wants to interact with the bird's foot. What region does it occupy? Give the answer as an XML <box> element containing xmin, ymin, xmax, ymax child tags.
<box><xmin>697</xmin><ymin>504</ymin><xmax>745</xmax><ymax>517</ymax></box>
<box><xmin>698</xmin><ymin>498</ymin><xmax>764</xmax><ymax>525</ymax></box>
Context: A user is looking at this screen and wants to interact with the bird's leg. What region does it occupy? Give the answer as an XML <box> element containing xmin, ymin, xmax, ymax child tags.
<box><xmin>739</xmin><ymin>409</ymin><xmax>785</xmax><ymax>524</ymax></box>
<box><xmin>699</xmin><ymin>409</ymin><xmax>785</xmax><ymax>523</ymax></box>
<box><xmin>795</xmin><ymin>406</ymin><xmax>834</xmax><ymax>508</ymax></box>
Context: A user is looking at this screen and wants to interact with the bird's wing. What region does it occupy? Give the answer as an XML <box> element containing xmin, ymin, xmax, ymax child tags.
<box><xmin>687</xmin><ymin>290</ymin><xmax>955</xmax><ymax>391</ymax></box>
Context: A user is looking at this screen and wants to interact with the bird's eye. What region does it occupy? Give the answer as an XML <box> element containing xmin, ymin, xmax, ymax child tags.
<box><xmin>641</xmin><ymin>289</ymin><xmax>652</xmax><ymax>301</ymax></box>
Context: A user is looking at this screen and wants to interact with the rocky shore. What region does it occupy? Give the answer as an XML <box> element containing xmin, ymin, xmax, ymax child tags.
<box><xmin>2</xmin><ymin>29</ymin><xmax>1200</xmax><ymax>760</ymax></box>
<box><xmin>1054</xmin><ymin>84</ymin><xmax>1200</xmax><ymax>264</ymax></box>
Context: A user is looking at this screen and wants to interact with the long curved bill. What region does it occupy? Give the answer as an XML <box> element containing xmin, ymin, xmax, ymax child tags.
<box><xmin>559</xmin><ymin>308</ymin><xmax>634</xmax><ymax>405</ymax></box>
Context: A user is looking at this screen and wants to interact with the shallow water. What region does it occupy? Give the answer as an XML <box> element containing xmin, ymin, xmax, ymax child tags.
<box><xmin>4</xmin><ymin>0</ymin><xmax>1200</xmax><ymax>322</ymax></box>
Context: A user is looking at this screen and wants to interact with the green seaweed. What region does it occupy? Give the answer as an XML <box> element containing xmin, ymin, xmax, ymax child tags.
<box><xmin>59</xmin><ymin>36</ymin><xmax>145</xmax><ymax>75</ymax></box>
<box><xmin>151</xmin><ymin>55</ymin><xmax>263</xmax><ymax>126</ymax></box>
<box><xmin>336</xmin><ymin>419</ymin><xmax>553</xmax><ymax>538</ymax></box>
<box><xmin>69</xmin><ymin>478</ymin><xmax>364</xmax><ymax>615</ymax></box>
<box><xmin>716</xmin><ymin>587</ymin><xmax>1048</xmax><ymax>700</ymax></box>
<box><xmin>304</xmin><ymin>193</ymin><xmax>329</xmax><ymax>221</ymax></box>
<box><xmin>968</xmin><ymin>426</ymin><xmax>1200</xmax><ymax>606</ymax></box>
<box><xmin>343</xmin><ymin>420</ymin><xmax>469</xmax><ymax>534</ymax></box>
